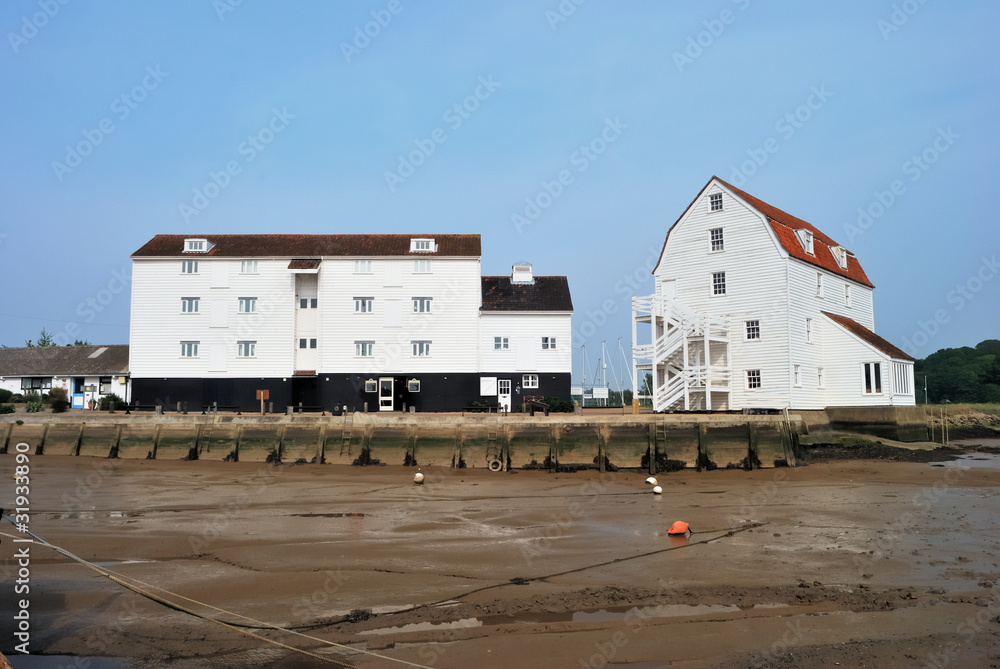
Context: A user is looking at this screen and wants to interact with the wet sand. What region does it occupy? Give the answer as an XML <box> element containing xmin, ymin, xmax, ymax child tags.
<box><xmin>2</xmin><ymin>451</ymin><xmax>999</xmax><ymax>668</ymax></box>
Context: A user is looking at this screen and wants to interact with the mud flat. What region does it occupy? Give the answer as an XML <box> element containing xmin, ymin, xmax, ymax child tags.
<box><xmin>1</xmin><ymin>454</ymin><xmax>998</xmax><ymax>668</ymax></box>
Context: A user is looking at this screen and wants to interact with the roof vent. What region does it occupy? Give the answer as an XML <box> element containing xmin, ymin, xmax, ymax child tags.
<box><xmin>511</xmin><ymin>263</ymin><xmax>534</xmax><ymax>284</ymax></box>
<box><xmin>88</xmin><ymin>347</ymin><xmax>108</xmax><ymax>358</ymax></box>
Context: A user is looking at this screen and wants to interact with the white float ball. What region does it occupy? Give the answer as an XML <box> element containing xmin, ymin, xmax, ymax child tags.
<box><xmin>645</xmin><ymin>476</ymin><xmax>658</xmax><ymax>486</ymax></box>
<box><xmin>652</xmin><ymin>485</ymin><xmax>663</xmax><ymax>495</ymax></box>
<box><xmin>413</xmin><ymin>472</ymin><xmax>424</xmax><ymax>484</ymax></box>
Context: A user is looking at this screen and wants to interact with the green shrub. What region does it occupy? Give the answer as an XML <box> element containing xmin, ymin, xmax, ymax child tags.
<box><xmin>49</xmin><ymin>388</ymin><xmax>70</xmax><ymax>413</ymax></box>
<box><xmin>25</xmin><ymin>401</ymin><xmax>44</xmax><ymax>413</ymax></box>
<box><xmin>544</xmin><ymin>395</ymin><xmax>575</xmax><ymax>413</ymax></box>
<box><xmin>49</xmin><ymin>387</ymin><xmax>68</xmax><ymax>402</ymax></box>
<box><xmin>11</xmin><ymin>393</ymin><xmax>24</xmax><ymax>403</ymax></box>
<box><xmin>0</xmin><ymin>389</ymin><xmax>12</xmax><ymax>403</ymax></box>
<box><xmin>99</xmin><ymin>392</ymin><xmax>125</xmax><ymax>411</ymax></box>
<box><xmin>23</xmin><ymin>390</ymin><xmax>41</xmax><ymax>403</ymax></box>
<box><xmin>0</xmin><ymin>404</ymin><xmax>14</xmax><ymax>414</ymax></box>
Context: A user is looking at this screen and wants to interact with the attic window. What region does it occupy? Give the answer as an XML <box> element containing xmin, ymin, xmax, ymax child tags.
<box><xmin>796</xmin><ymin>230</ymin><xmax>814</xmax><ymax>255</ymax></box>
<box><xmin>410</xmin><ymin>238</ymin><xmax>436</xmax><ymax>253</ymax></box>
<box><xmin>709</xmin><ymin>193</ymin><xmax>723</xmax><ymax>212</ymax></box>
<box><xmin>832</xmin><ymin>246</ymin><xmax>849</xmax><ymax>269</ymax></box>
<box><xmin>184</xmin><ymin>238</ymin><xmax>211</xmax><ymax>253</ymax></box>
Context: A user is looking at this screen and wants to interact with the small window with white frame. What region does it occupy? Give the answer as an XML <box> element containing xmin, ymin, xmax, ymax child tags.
<box><xmin>709</xmin><ymin>192</ymin><xmax>723</xmax><ymax>212</ymax></box>
<box><xmin>354</xmin><ymin>260</ymin><xmax>373</xmax><ymax>274</ymax></box>
<box><xmin>181</xmin><ymin>260</ymin><xmax>199</xmax><ymax>274</ymax></box>
<box><xmin>412</xmin><ymin>297</ymin><xmax>432</xmax><ymax>313</ymax></box>
<box><xmin>816</xmin><ymin>272</ymin><xmax>824</xmax><ymax>298</ymax></box>
<box><xmin>745</xmin><ymin>320</ymin><xmax>760</xmax><ymax>340</ymax></box>
<box><xmin>412</xmin><ymin>340</ymin><xmax>431</xmax><ymax>357</ymax></box>
<box><xmin>793</xmin><ymin>364</ymin><xmax>802</xmax><ymax>387</ymax></box>
<box><xmin>413</xmin><ymin>259</ymin><xmax>431</xmax><ymax>274</ymax></box>
<box><xmin>180</xmin><ymin>341</ymin><xmax>199</xmax><ymax>358</ymax></box>
<box><xmin>798</xmin><ymin>230</ymin><xmax>814</xmax><ymax>255</ymax></box>
<box><xmin>181</xmin><ymin>297</ymin><xmax>199</xmax><ymax>314</ymax></box>
<box><xmin>240</xmin><ymin>260</ymin><xmax>258</xmax><ymax>274</ymax></box>
<box><xmin>494</xmin><ymin>336</ymin><xmax>509</xmax><ymax>350</ymax></box>
<box><xmin>710</xmin><ymin>228</ymin><xmax>724</xmax><ymax>252</ymax></box>
<box><xmin>523</xmin><ymin>374</ymin><xmax>539</xmax><ymax>389</ymax></box>
<box><xmin>542</xmin><ymin>337</ymin><xmax>556</xmax><ymax>350</ymax></box>
<box><xmin>355</xmin><ymin>341</ymin><xmax>373</xmax><ymax>357</ymax></box>
<box><xmin>863</xmin><ymin>362</ymin><xmax>882</xmax><ymax>394</ymax></box>
<box><xmin>184</xmin><ymin>238</ymin><xmax>210</xmax><ymax>253</ymax></box>
<box><xmin>712</xmin><ymin>271</ymin><xmax>727</xmax><ymax>296</ymax></box>
<box><xmin>237</xmin><ymin>341</ymin><xmax>256</xmax><ymax>358</ymax></box>
<box><xmin>746</xmin><ymin>369</ymin><xmax>761</xmax><ymax>390</ymax></box>
<box><xmin>805</xmin><ymin>318</ymin><xmax>813</xmax><ymax>344</ymax></box>
<box><xmin>410</xmin><ymin>238</ymin><xmax>436</xmax><ymax>253</ymax></box>
<box><xmin>844</xmin><ymin>283</ymin><xmax>852</xmax><ymax>307</ymax></box>
<box><xmin>238</xmin><ymin>297</ymin><xmax>257</xmax><ymax>313</ymax></box>
<box><xmin>354</xmin><ymin>297</ymin><xmax>373</xmax><ymax>313</ymax></box>
<box><xmin>817</xmin><ymin>366</ymin><xmax>825</xmax><ymax>388</ymax></box>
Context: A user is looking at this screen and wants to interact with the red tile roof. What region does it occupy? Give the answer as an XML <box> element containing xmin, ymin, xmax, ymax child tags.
<box><xmin>132</xmin><ymin>234</ymin><xmax>481</xmax><ymax>258</ymax></box>
<box><xmin>481</xmin><ymin>276</ymin><xmax>573</xmax><ymax>312</ymax></box>
<box><xmin>823</xmin><ymin>312</ymin><xmax>914</xmax><ymax>361</ymax></box>
<box><xmin>287</xmin><ymin>259</ymin><xmax>321</xmax><ymax>270</ymax></box>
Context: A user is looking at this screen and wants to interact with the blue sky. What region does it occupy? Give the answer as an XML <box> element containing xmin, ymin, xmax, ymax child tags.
<box><xmin>1</xmin><ymin>0</ymin><xmax>997</xmax><ymax>386</ymax></box>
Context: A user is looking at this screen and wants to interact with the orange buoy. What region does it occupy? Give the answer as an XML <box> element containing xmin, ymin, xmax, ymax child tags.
<box><xmin>667</xmin><ymin>521</ymin><xmax>690</xmax><ymax>535</ymax></box>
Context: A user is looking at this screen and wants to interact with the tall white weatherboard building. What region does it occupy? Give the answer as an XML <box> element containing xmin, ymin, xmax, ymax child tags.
<box><xmin>129</xmin><ymin>234</ymin><xmax>572</xmax><ymax>412</ymax></box>
<box><xmin>633</xmin><ymin>177</ymin><xmax>915</xmax><ymax>412</ymax></box>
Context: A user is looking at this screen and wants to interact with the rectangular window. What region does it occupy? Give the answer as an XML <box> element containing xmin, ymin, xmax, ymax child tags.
<box><xmin>844</xmin><ymin>283</ymin><xmax>852</xmax><ymax>307</ymax></box>
<box><xmin>712</xmin><ymin>271</ymin><xmax>727</xmax><ymax>295</ymax></box>
<box><xmin>355</xmin><ymin>341</ymin><xmax>373</xmax><ymax>357</ymax></box>
<box><xmin>300</xmin><ymin>298</ymin><xmax>308</xmax><ymax>309</ymax></box>
<box><xmin>181</xmin><ymin>297</ymin><xmax>199</xmax><ymax>313</ymax></box>
<box><xmin>747</xmin><ymin>369</ymin><xmax>761</xmax><ymax>389</ymax></box>
<box><xmin>817</xmin><ymin>366</ymin><xmax>825</xmax><ymax>388</ymax></box>
<box><xmin>182</xmin><ymin>260</ymin><xmax>199</xmax><ymax>274</ymax></box>
<box><xmin>410</xmin><ymin>238</ymin><xmax>435</xmax><ymax>252</ymax></box>
<box><xmin>412</xmin><ymin>297</ymin><xmax>432</xmax><ymax>313</ymax></box>
<box><xmin>310</xmin><ymin>298</ymin><xmax>317</xmax><ymax>309</ymax></box>
<box><xmin>816</xmin><ymin>273</ymin><xmax>824</xmax><ymax>298</ymax></box>
<box><xmin>299</xmin><ymin>338</ymin><xmax>307</xmax><ymax>348</ymax></box>
<box><xmin>180</xmin><ymin>341</ymin><xmax>199</xmax><ymax>358</ymax></box>
<box><xmin>310</xmin><ymin>338</ymin><xmax>317</xmax><ymax>349</ymax></box>
<box><xmin>99</xmin><ymin>376</ymin><xmax>112</xmax><ymax>394</ymax></box>
<box><xmin>494</xmin><ymin>336</ymin><xmax>509</xmax><ymax>350</ymax></box>
<box><xmin>745</xmin><ymin>320</ymin><xmax>760</xmax><ymax>340</ymax></box>
<box><xmin>709</xmin><ymin>193</ymin><xmax>723</xmax><ymax>211</ymax></box>
<box><xmin>793</xmin><ymin>364</ymin><xmax>802</xmax><ymax>387</ymax></box>
<box><xmin>354</xmin><ymin>260</ymin><xmax>372</xmax><ymax>274</ymax></box>
<box><xmin>240</xmin><ymin>260</ymin><xmax>258</xmax><ymax>274</ymax></box>
<box><xmin>185</xmin><ymin>239</ymin><xmax>207</xmax><ymax>252</ymax></box>
<box><xmin>413</xmin><ymin>259</ymin><xmax>431</xmax><ymax>273</ymax></box>
<box><xmin>523</xmin><ymin>374</ymin><xmax>539</xmax><ymax>389</ymax></box>
<box><xmin>864</xmin><ymin>362</ymin><xmax>882</xmax><ymax>394</ymax></box>
<box><xmin>412</xmin><ymin>341</ymin><xmax>431</xmax><ymax>357</ymax></box>
<box><xmin>803</xmin><ymin>231</ymin><xmax>814</xmax><ymax>255</ymax></box>
<box><xmin>237</xmin><ymin>341</ymin><xmax>256</xmax><ymax>358</ymax></box>
<box><xmin>354</xmin><ymin>297</ymin><xmax>373</xmax><ymax>313</ymax></box>
<box><xmin>805</xmin><ymin>318</ymin><xmax>813</xmax><ymax>344</ymax></box>
<box><xmin>542</xmin><ymin>337</ymin><xmax>557</xmax><ymax>350</ymax></box>
<box><xmin>238</xmin><ymin>297</ymin><xmax>257</xmax><ymax>313</ymax></box>
<box><xmin>710</xmin><ymin>228</ymin><xmax>724</xmax><ymax>252</ymax></box>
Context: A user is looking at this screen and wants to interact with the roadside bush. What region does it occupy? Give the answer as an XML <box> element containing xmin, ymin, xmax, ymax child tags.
<box><xmin>0</xmin><ymin>389</ymin><xmax>12</xmax><ymax>403</ymax></box>
<box><xmin>11</xmin><ymin>393</ymin><xmax>24</xmax><ymax>403</ymax></box>
<box><xmin>0</xmin><ymin>404</ymin><xmax>14</xmax><ymax>414</ymax></box>
<box><xmin>544</xmin><ymin>395</ymin><xmax>575</xmax><ymax>413</ymax></box>
<box><xmin>23</xmin><ymin>390</ymin><xmax>41</xmax><ymax>403</ymax></box>
<box><xmin>25</xmin><ymin>401</ymin><xmax>44</xmax><ymax>413</ymax></box>
<box><xmin>49</xmin><ymin>387</ymin><xmax>70</xmax><ymax>413</ymax></box>
<box><xmin>99</xmin><ymin>392</ymin><xmax>125</xmax><ymax>411</ymax></box>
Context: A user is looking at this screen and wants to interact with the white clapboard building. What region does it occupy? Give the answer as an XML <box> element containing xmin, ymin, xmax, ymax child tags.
<box><xmin>129</xmin><ymin>234</ymin><xmax>572</xmax><ymax>412</ymax></box>
<box><xmin>633</xmin><ymin>177</ymin><xmax>915</xmax><ymax>412</ymax></box>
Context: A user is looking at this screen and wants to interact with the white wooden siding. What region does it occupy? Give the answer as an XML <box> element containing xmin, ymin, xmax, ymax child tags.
<box><xmin>480</xmin><ymin>312</ymin><xmax>572</xmax><ymax>374</ymax></box>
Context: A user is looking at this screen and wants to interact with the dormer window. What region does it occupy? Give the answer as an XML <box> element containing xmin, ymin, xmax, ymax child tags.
<box><xmin>512</xmin><ymin>263</ymin><xmax>534</xmax><ymax>284</ymax></box>
<box><xmin>184</xmin><ymin>238</ymin><xmax>211</xmax><ymax>253</ymax></box>
<box><xmin>709</xmin><ymin>193</ymin><xmax>723</xmax><ymax>212</ymax></box>
<box><xmin>410</xmin><ymin>238</ymin><xmax>436</xmax><ymax>253</ymax></box>
<box><xmin>795</xmin><ymin>229</ymin><xmax>814</xmax><ymax>255</ymax></box>
<box><xmin>831</xmin><ymin>245</ymin><xmax>849</xmax><ymax>269</ymax></box>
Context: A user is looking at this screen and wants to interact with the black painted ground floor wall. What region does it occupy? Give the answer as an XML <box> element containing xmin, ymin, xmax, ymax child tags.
<box><xmin>132</xmin><ymin>372</ymin><xmax>572</xmax><ymax>413</ymax></box>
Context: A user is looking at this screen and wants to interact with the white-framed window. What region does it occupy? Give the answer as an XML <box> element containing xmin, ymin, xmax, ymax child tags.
<box><xmin>893</xmin><ymin>362</ymin><xmax>911</xmax><ymax>395</ymax></box>
<box><xmin>364</xmin><ymin>378</ymin><xmax>377</xmax><ymax>393</ymax></box>
<box><xmin>181</xmin><ymin>297</ymin><xmax>199</xmax><ymax>313</ymax></box>
<box><xmin>817</xmin><ymin>366</ymin><xmax>825</xmax><ymax>388</ymax></box>
<box><xmin>412</xmin><ymin>297</ymin><xmax>432</xmax><ymax>313</ymax></box>
<box><xmin>803</xmin><ymin>230</ymin><xmax>814</xmax><ymax>255</ymax></box>
<box><xmin>816</xmin><ymin>273</ymin><xmax>824</xmax><ymax>298</ymax></box>
<box><xmin>410</xmin><ymin>238</ymin><xmax>436</xmax><ymax>252</ymax></box>
<box><xmin>184</xmin><ymin>238</ymin><xmax>208</xmax><ymax>253</ymax></box>
<box><xmin>237</xmin><ymin>341</ymin><xmax>256</xmax><ymax>358</ymax></box>
<box><xmin>863</xmin><ymin>362</ymin><xmax>882</xmax><ymax>394</ymax></box>
<box><xmin>494</xmin><ymin>336</ymin><xmax>509</xmax><ymax>350</ymax></box>
<box><xmin>709</xmin><ymin>192</ymin><xmax>723</xmax><ymax>212</ymax></box>
<box><xmin>299</xmin><ymin>298</ymin><xmax>318</xmax><ymax>309</ymax></box>
<box><xmin>746</xmin><ymin>369</ymin><xmax>761</xmax><ymax>390</ymax></box>
<box><xmin>542</xmin><ymin>337</ymin><xmax>557</xmax><ymax>350</ymax></box>
<box><xmin>354</xmin><ymin>297</ymin><xmax>373</xmax><ymax>313</ymax></box>
<box><xmin>413</xmin><ymin>259</ymin><xmax>431</xmax><ymax>274</ymax></box>
<box><xmin>712</xmin><ymin>271</ymin><xmax>727</xmax><ymax>296</ymax></box>
<box><xmin>745</xmin><ymin>320</ymin><xmax>760</xmax><ymax>340</ymax></box>
<box><xmin>240</xmin><ymin>260</ymin><xmax>258</xmax><ymax>274</ymax></box>
<box><xmin>298</xmin><ymin>338</ymin><xmax>316</xmax><ymax>349</ymax></box>
<box><xmin>844</xmin><ymin>283</ymin><xmax>852</xmax><ymax>307</ymax></box>
<box><xmin>180</xmin><ymin>341</ymin><xmax>199</xmax><ymax>358</ymax></box>
<box><xmin>710</xmin><ymin>228</ymin><xmax>724</xmax><ymax>252</ymax></box>
<box><xmin>355</xmin><ymin>341</ymin><xmax>374</xmax><ymax>357</ymax></box>
<box><xmin>805</xmin><ymin>318</ymin><xmax>813</xmax><ymax>344</ymax></box>
<box><xmin>354</xmin><ymin>260</ymin><xmax>373</xmax><ymax>274</ymax></box>
<box><xmin>523</xmin><ymin>374</ymin><xmax>539</xmax><ymax>389</ymax></box>
<box><xmin>238</xmin><ymin>297</ymin><xmax>257</xmax><ymax>313</ymax></box>
<box><xmin>412</xmin><ymin>340</ymin><xmax>431</xmax><ymax>357</ymax></box>
<box><xmin>793</xmin><ymin>364</ymin><xmax>802</xmax><ymax>387</ymax></box>
<box><xmin>99</xmin><ymin>376</ymin><xmax>112</xmax><ymax>394</ymax></box>
<box><xmin>181</xmin><ymin>260</ymin><xmax>199</xmax><ymax>274</ymax></box>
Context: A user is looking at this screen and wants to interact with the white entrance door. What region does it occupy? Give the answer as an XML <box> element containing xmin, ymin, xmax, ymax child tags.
<box><xmin>498</xmin><ymin>379</ymin><xmax>512</xmax><ymax>412</ymax></box>
<box><xmin>379</xmin><ymin>377</ymin><xmax>394</xmax><ymax>411</ymax></box>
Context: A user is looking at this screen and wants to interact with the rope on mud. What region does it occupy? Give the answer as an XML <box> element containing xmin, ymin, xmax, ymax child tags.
<box><xmin>0</xmin><ymin>518</ymin><xmax>433</xmax><ymax>669</ymax></box>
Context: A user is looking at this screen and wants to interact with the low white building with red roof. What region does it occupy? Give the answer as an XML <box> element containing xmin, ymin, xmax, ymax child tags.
<box><xmin>633</xmin><ymin>177</ymin><xmax>915</xmax><ymax>412</ymax></box>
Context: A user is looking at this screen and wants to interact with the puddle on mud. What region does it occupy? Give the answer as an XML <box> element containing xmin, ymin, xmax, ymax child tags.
<box><xmin>358</xmin><ymin>617</ymin><xmax>482</xmax><ymax>635</ymax></box>
<box><xmin>93</xmin><ymin>559</ymin><xmax>157</xmax><ymax>567</ymax></box>
<box><xmin>290</xmin><ymin>512</ymin><xmax>367</xmax><ymax>518</ymax></box>
<box><xmin>47</xmin><ymin>511</ymin><xmax>146</xmax><ymax>520</ymax></box>
<box><xmin>931</xmin><ymin>453</ymin><xmax>1000</xmax><ymax>470</ymax></box>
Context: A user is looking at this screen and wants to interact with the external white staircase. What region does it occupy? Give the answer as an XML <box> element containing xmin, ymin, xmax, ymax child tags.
<box><xmin>632</xmin><ymin>295</ymin><xmax>731</xmax><ymax>412</ymax></box>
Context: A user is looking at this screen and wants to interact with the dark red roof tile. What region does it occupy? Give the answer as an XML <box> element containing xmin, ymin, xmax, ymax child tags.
<box><xmin>481</xmin><ymin>277</ymin><xmax>573</xmax><ymax>312</ymax></box>
<box><xmin>823</xmin><ymin>312</ymin><xmax>913</xmax><ymax>361</ymax></box>
<box><xmin>133</xmin><ymin>234</ymin><xmax>481</xmax><ymax>258</ymax></box>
